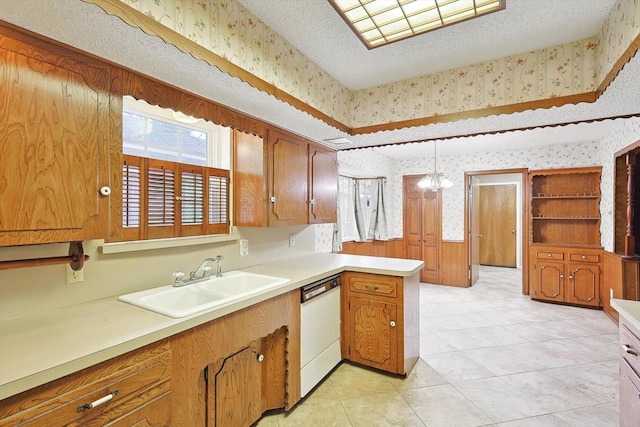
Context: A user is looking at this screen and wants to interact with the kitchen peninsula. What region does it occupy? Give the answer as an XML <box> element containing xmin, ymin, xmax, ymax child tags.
<box><xmin>0</xmin><ymin>253</ymin><xmax>422</xmax><ymax>426</ymax></box>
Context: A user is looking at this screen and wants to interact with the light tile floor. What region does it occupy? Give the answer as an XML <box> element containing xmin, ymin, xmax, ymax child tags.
<box><xmin>256</xmin><ymin>266</ymin><xmax>620</xmax><ymax>426</ymax></box>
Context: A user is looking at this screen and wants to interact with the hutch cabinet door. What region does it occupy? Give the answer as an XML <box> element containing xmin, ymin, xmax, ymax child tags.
<box><xmin>348</xmin><ymin>296</ymin><xmax>398</xmax><ymax>373</ymax></box>
<box><xmin>566</xmin><ymin>263</ymin><xmax>600</xmax><ymax>307</ymax></box>
<box><xmin>532</xmin><ymin>261</ymin><xmax>564</xmax><ymax>302</ymax></box>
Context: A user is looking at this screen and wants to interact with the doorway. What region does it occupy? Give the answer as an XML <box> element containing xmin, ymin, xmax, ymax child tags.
<box><xmin>466</xmin><ymin>169</ymin><xmax>527</xmax><ymax>292</ymax></box>
<box><xmin>479</xmin><ymin>184</ymin><xmax>517</xmax><ymax>267</ymax></box>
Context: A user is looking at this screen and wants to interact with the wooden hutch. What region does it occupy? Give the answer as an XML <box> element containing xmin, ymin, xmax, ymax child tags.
<box><xmin>528</xmin><ymin>167</ymin><xmax>604</xmax><ymax>307</ymax></box>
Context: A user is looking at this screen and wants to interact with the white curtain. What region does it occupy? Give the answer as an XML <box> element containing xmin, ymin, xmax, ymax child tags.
<box><xmin>353</xmin><ymin>179</ymin><xmax>368</xmax><ymax>241</ymax></box>
<box><xmin>367</xmin><ymin>178</ymin><xmax>389</xmax><ymax>240</ymax></box>
<box><xmin>331</xmin><ymin>176</ymin><xmax>343</xmax><ymax>252</ymax></box>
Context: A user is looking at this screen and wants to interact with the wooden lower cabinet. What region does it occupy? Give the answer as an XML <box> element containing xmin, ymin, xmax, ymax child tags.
<box><xmin>0</xmin><ymin>340</ymin><xmax>171</xmax><ymax>427</ymax></box>
<box><xmin>349</xmin><ymin>296</ymin><xmax>398</xmax><ymax>373</ymax></box>
<box><xmin>530</xmin><ymin>245</ymin><xmax>602</xmax><ymax>307</ymax></box>
<box><xmin>170</xmin><ymin>290</ymin><xmax>300</xmax><ymax>426</ymax></box>
<box><xmin>619</xmin><ymin>317</ymin><xmax>640</xmax><ymax>427</ymax></box>
<box><xmin>342</xmin><ymin>271</ymin><xmax>420</xmax><ymax>375</ymax></box>
<box><xmin>208</xmin><ymin>327</ymin><xmax>287</xmax><ymax>427</ymax></box>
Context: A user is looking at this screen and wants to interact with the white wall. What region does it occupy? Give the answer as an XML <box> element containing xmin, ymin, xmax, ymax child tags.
<box><xmin>339</xmin><ymin>140</ymin><xmax>601</xmax><ymax>242</ymax></box>
<box><xmin>0</xmin><ymin>225</ymin><xmax>315</xmax><ymax>320</ymax></box>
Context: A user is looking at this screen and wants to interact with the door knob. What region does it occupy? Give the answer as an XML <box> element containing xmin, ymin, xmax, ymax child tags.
<box><xmin>390</xmin><ymin>321</ymin><xmax>396</xmax><ymax>327</ymax></box>
<box><xmin>477</xmin><ymin>234</ymin><xmax>482</xmax><ymax>238</ymax></box>
<box><xmin>512</xmin><ymin>229</ymin><xmax>516</xmax><ymax>234</ymax></box>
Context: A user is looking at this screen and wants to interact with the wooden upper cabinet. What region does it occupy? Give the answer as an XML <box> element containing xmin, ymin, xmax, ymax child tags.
<box><xmin>308</xmin><ymin>145</ymin><xmax>337</xmax><ymax>224</ymax></box>
<box><xmin>268</xmin><ymin>130</ymin><xmax>309</xmax><ymax>226</ymax></box>
<box><xmin>0</xmin><ymin>25</ymin><xmax>119</xmax><ymax>246</ymax></box>
<box><xmin>233</xmin><ymin>130</ymin><xmax>267</xmax><ymax>227</ymax></box>
<box><xmin>233</xmin><ymin>128</ymin><xmax>337</xmax><ymax>227</ymax></box>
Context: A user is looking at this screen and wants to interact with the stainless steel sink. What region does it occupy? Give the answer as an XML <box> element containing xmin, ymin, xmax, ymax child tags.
<box><xmin>118</xmin><ymin>271</ymin><xmax>290</xmax><ymax>318</ymax></box>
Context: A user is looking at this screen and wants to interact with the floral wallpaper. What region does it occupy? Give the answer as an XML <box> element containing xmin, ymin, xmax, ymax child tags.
<box><xmin>314</xmin><ymin>223</ymin><xmax>334</xmax><ymax>253</ymax></box>
<box><xmin>597</xmin><ymin>117</ymin><xmax>640</xmax><ymax>252</ymax></box>
<box><xmin>113</xmin><ymin>0</ymin><xmax>637</xmax><ymax>130</ymax></box>
<box><xmin>350</xmin><ymin>37</ymin><xmax>599</xmax><ymax>128</ymax></box>
<box><xmin>597</xmin><ymin>0</ymin><xmax>640</xmax><ymax>83</ymax></box>
<box><xmin>118</xmin><ymin>0</ymin><xmax>351</xmax><ymax>124</ymax></box>
<box><xmin>339</xmin><ymin>140</ymin><xmax>601</xmax><ymax>242</ymax></box>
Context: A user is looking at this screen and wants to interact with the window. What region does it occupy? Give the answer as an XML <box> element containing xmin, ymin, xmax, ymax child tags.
<box><xmin>115</xmin><ymin>97</ymin><xmax>231</xmax><ymax>242</ymax></box>
<box><xmin>338</xmin><ymin>176</ymin><xmax>377</xmax><ymax>242</ymax></box>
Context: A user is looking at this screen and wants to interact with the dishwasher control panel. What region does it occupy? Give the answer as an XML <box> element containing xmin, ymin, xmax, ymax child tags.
<box><xmin>301</xmin><ymin>273</ymin><xmax>341</xmax><ymax>303</ymax></box>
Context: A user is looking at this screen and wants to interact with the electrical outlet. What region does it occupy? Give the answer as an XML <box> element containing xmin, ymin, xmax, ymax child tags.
<box><xmin>66</xmin><ymin>265</ymin><xmax>84</xmax><ymax>284</ymax></box>
<box><xmin>240</xmin><ymin>239</ymin><xmax>249</xmax><ymax>256</ymax></box>
<box><xmin>289</xmin><ymin>234</ymin><xmax>295</xmax><ymax>247</ymax></box>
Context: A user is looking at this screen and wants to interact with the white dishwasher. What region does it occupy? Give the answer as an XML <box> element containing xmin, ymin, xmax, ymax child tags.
<box><xmin>300</xmin><ymin>273</ymin><xmax>342</xmax><ymax>397</ymax></box>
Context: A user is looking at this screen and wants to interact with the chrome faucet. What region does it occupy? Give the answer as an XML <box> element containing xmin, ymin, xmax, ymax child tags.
<box><xmin>214</xmin><ymin>255</ymin><xmax>224</xmax><ymax>277</ymax></box>
<box><xmin>172</xmin><ymin>256</ymin><xmax>224</xmax><ymax>287</ymax></box>
<box><xmin>190</xmin><ymin>257</ymin><xmax>215</xmax><ymax>281</ymax></box>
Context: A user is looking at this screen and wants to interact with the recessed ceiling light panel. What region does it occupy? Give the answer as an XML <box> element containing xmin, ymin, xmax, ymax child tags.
<box><xmin>329</xmin><ymin>0</ymin><xmax>505</xmax><ymax>49</ymax></box>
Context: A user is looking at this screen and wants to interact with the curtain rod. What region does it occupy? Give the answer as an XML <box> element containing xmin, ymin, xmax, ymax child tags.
<box><xmin>339</xmin><ymin>173</ymin><xmax>387</xmax><ymax>180</ymax></box>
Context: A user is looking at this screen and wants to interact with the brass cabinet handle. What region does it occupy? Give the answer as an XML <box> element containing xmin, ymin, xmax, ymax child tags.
<box><xmin>78</xmin><ymin>390</ymin><xmax>118</xmax><ymax>412</ymax></box>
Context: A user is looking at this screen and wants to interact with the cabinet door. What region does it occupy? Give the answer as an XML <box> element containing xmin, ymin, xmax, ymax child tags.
<box><xmin>620</xmin><ymin>360</ymin><xmax>640</xmax><ymax>427</ymax></box>
<box><xmin>566</xmin><ymin>263</ymin><xmax>600</xmax><ymax>306</ymax></box>
<box><xmin>531</xmin><ymin>261</ymin><xmax>564</xmax><ymax>302</ymax></box>
<box><xmin>348</xmin><ymin>296</ymin><xmax>398</xmax><ymax>373</ymax></box>
<box><xmin>0</xmin><ymin>35</ymin><xmax>114</xmax><ymax>245</ymax></box>
<box><xmin>211</xmin><ymin>345</ymin><xmax>262</xmax><ymax>427</ymax></box>
<box><xmin>267</xmin><ymin>130</ymin><xmax>308</xmax><ymax>226</ymax></box>
<box><xmin>233</xmin><ymin>130</ymin><xmax>267</xmax><ymax>227</ymax></box>
<box><xmin>308</xmin><ymin>145</ymin><xmax>337</xmax><ymax>224</ymax></box>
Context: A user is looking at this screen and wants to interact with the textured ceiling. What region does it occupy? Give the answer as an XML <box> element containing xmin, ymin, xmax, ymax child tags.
<box><xmin>1</xmin><ymin>0</ymin><xmax>637</xmax><ymax>159</ymax></box>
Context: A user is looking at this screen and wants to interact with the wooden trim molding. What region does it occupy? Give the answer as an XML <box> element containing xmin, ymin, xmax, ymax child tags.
<box><xmin>80</xmin><ymin>0</ymin><xmax>639</xmax><ymax>139</ymax></box>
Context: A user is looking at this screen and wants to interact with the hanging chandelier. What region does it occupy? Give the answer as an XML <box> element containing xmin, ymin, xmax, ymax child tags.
<box><xmin>417</xmin><ymin>141</ymin><xmax>453</xmax><ymax>191</ymax></box>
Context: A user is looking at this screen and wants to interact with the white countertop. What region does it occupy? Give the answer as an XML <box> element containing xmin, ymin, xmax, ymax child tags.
<box><xmin>0</xmin><ymin>253</ymin><xmax>422</xmax><ymax>400</ymax></box>
<box><xmin>611</xmin><ymin>298</ymin><xmax>640</xmax><ymax>332</ymax></box>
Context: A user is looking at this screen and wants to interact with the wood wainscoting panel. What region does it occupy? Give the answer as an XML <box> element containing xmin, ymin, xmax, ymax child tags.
<box><xmin>441</xmin><ymin>241</ymin><xmax>467</xmax><ymax>287</ymax></box>
<box><xmin>603</xmin><ymin>251</ymin><xmax>623</xmax><ymax>323</ymax></box>
<box><xmin>339</xmin><ymin>239</ymin><xmax>404</xmax><ymax>258</ymax></box>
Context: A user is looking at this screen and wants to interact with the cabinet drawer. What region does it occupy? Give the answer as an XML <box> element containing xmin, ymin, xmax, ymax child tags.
<box><xmin>535</xmin><ymin>250</ymin><xmax>564</xmax><ymax>260</ymax></box>
<box><xmin>347</xmin><ymin>274</ymin><xmax>398</xmax><ymax>298</ymax></box>
<box><xmin>568</xmin><ymin>252</ymin><xmax>599</xmax><ymax>262</ymax></box>
<box><xmin>0</xmin><ymin>342</ymin><xmax>171</xmax><ymax>427</ymax></box>
<box><xmin>621</xmin><ymin>322</ymin><xmax>640</xmax><ymax>377</ymax></box>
